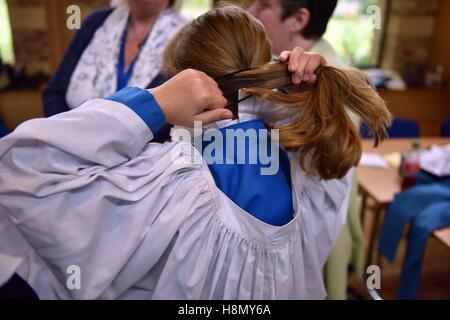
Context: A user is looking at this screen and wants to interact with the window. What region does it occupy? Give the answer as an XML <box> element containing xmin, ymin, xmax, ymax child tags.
<box><xmin>181</xmin><ymin>0</ymin><xmax>212</xmax><ymax>19</ymax></box>
<box><xmin>0</xmin><ymin>0</ymin><xmax>15</xmax><ymax>64</ymax></box>
<box><xmin>324</xmin><ymin>0</ymin><xmax>382</xmax><ymax>68</ymax></box>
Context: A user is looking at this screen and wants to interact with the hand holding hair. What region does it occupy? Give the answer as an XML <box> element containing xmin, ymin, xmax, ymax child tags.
<box><xmin>148</xmin><ymin>69</ymin><xmax>232</xmax><ymax>127</ymax></box>
<box><xmin>279</xmin><ymin>47</ymin><xmax>326</xmax><ymax>85</ymax></box>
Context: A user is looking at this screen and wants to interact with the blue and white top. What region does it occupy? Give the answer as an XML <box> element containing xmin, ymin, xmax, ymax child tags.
<box><xmin>43</xmin><ymin>4</ymin><xmax>187</xmax><ymax>117</ymax></box>
<box><xmin>0</xmin><ymin>87</ymin><xmax>352</xmax><ymax>299</ymax></box>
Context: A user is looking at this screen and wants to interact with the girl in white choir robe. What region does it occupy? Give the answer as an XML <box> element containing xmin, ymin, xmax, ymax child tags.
<box><xmin>0</xmin><ymin>6</ymin><xmax>391</xmax><ymax>300</ymax></box>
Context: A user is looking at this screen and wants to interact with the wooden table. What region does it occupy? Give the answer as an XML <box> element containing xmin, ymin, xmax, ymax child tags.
<box><xmin>357</xmin><ymin>137</ymin><xmax>450</xmax><ymax>267</ymax></box>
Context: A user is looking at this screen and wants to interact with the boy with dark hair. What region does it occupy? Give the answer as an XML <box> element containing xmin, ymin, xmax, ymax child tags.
<box><xmin>249</xmin><ymin>0</ymin><xmax>341</xmax><ymax>65</ymax></box>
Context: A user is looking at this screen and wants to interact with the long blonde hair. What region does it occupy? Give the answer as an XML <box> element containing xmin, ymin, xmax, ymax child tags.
<box><xmin>164</xmin><ymin>5</ymin><xmax>392</xmax><ymax>180</ymax></box>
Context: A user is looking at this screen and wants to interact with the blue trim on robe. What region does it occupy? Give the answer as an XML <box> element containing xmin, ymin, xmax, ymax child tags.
<box><xmin>106</xmin><ymin>87</ymin><xmax>165</xmax><ymax>134</ymax></box>
<box><xmin>202</xmin><ymin>119</ymin><xmax>294</xmax><ymax>226</ymax></box>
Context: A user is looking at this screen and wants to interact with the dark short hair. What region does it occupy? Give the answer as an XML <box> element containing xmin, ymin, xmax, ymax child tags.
<box><xmin>281</xmin><ymin>0</ymin><xmax>338</xmax><ymax>39</ymax></box>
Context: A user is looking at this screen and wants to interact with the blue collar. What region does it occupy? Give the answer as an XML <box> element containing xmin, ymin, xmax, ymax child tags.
<box><xmin>202</xmin><ymin>119</ymin><xmax>294</xmax><ymax>226</ymax></box>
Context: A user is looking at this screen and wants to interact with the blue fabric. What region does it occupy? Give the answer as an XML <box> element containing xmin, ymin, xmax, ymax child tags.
<box><xmin>443</xmin><ymin>117</ymin><xmax>450</xmax><ymax>137</ymax></box>
<box><xmin>378</xmin><ymin>174</ymin><xmax>450</xmax><ymax>299</ymax></box>
<box><xmin>202</xmin><ymin>119</ymin><xmax>294</xmax><ymax>226</ymax></box>
<box><xmin>0</xmin><ymin>117</ymin><xmax>9</xmax><ymax>138</ymax></box>
<box><xmin>117</xmin><ymin>28</ymin><xmax>135</xmax><ymax>91</ymax></box>
<box><xmin>106</xmin><ymin>87</ymin><xmax>165</xmax><ymax>134</ymax></box>
<box><xmin>116</xmin><ymin>22</ymin><xmax>150</xmax><ymax>91</ymax></box>
<box><xmin>416</xmin><ymin>170</ymin><xmax>450</xmax><ymax>186</ymax></box>
<box><xmin>398</xmin><ymin>201</ymin><xmax>450</xmax><ymax>299</ymax></box>
<box><xmin>388</xmin><ymin>118</ymin><xmax>420</xmax><ymax>138</ymax></box>
<box><xmin>361</xmin><ymin>117</ymin><xmax>420</xmax><ymax>138</ymax></box>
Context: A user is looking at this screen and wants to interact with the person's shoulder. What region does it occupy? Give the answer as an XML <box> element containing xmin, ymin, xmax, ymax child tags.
<box><xmin>287</xmin><ymin>150</ymin><xmax>352</xmax><ymax>205</ymax></box>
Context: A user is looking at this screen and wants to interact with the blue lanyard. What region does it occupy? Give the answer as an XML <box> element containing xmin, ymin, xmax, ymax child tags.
<box><xmin>117</xmin><ymin>23</ymin><xmax>148</xmax><ymax>91</ymax></box>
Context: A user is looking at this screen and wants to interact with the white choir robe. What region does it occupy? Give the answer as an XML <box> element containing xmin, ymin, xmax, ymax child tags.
<box><xmin>0</xmin><ymin>96</ymin><xmax>351</xmax><ymax>299</ymax></box>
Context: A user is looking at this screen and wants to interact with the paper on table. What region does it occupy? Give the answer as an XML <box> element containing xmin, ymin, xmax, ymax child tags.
<box><xmin>420</xmin><ymin>144</ymin><xmax>450</xmax><ymax>177</ymax></box>
<box><xmin>384</xmin><ymin>152</ymin><xmax>402</xmax><ymax>169</ymax></box>
<box><xmin>359</xmin><ymin>153</ymin><xmax>389</xmax><ymax>168</ymax></box>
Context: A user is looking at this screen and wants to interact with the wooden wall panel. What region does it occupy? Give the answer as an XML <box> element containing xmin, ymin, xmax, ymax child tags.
<box><xmin>379</xmin><ymin>87</ymin><xmax>449</xmax><ymax>136</ymax></box>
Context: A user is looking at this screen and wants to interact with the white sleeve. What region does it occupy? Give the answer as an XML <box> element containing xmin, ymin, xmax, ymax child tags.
<box><xmin>0</xmin><ymin>98</ymin><xmax>214</xmax><ymax>299</ymax></box>
<box><xmin>0</xmin><ymin>98</ymin><xmax>153</xmax><ymax>170</ymax></box>
<box><xmin>298</xmin><ymin>162</ymin><xmax>353</xmax><ymax>267</ymax></box>
<box><xmin>310</xmin><ymin>170</ymin><xmax>353</xmax><ymax>266</ymax></box>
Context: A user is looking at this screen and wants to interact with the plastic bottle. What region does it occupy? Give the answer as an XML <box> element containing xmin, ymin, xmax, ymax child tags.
<box><xmin>401</xmin><ymin>140</ymin><xmax>421</xmax><ymax>190</ymax></box>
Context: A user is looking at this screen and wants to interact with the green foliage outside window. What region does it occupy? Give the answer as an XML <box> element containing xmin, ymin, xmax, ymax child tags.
<box><xmin>324</xmin><ymin>0</ymin><xmax>379</xmax><ymax>67</ymax></box>
<box><xmin>0</xmin><ymin>0</ymin><xmax>15</xmax><ymax>64</ymax></box>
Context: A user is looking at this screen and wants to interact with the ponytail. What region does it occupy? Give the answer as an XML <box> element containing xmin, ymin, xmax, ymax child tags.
<box><xmin>163</xmin><ymin>5</ymin><xmax>392</xmax><ymax>180</ymax></box>
<box><xmin>223</xmin><ymin>63</ymin><xmax>392</xmax><ymax>179</ymax></box>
